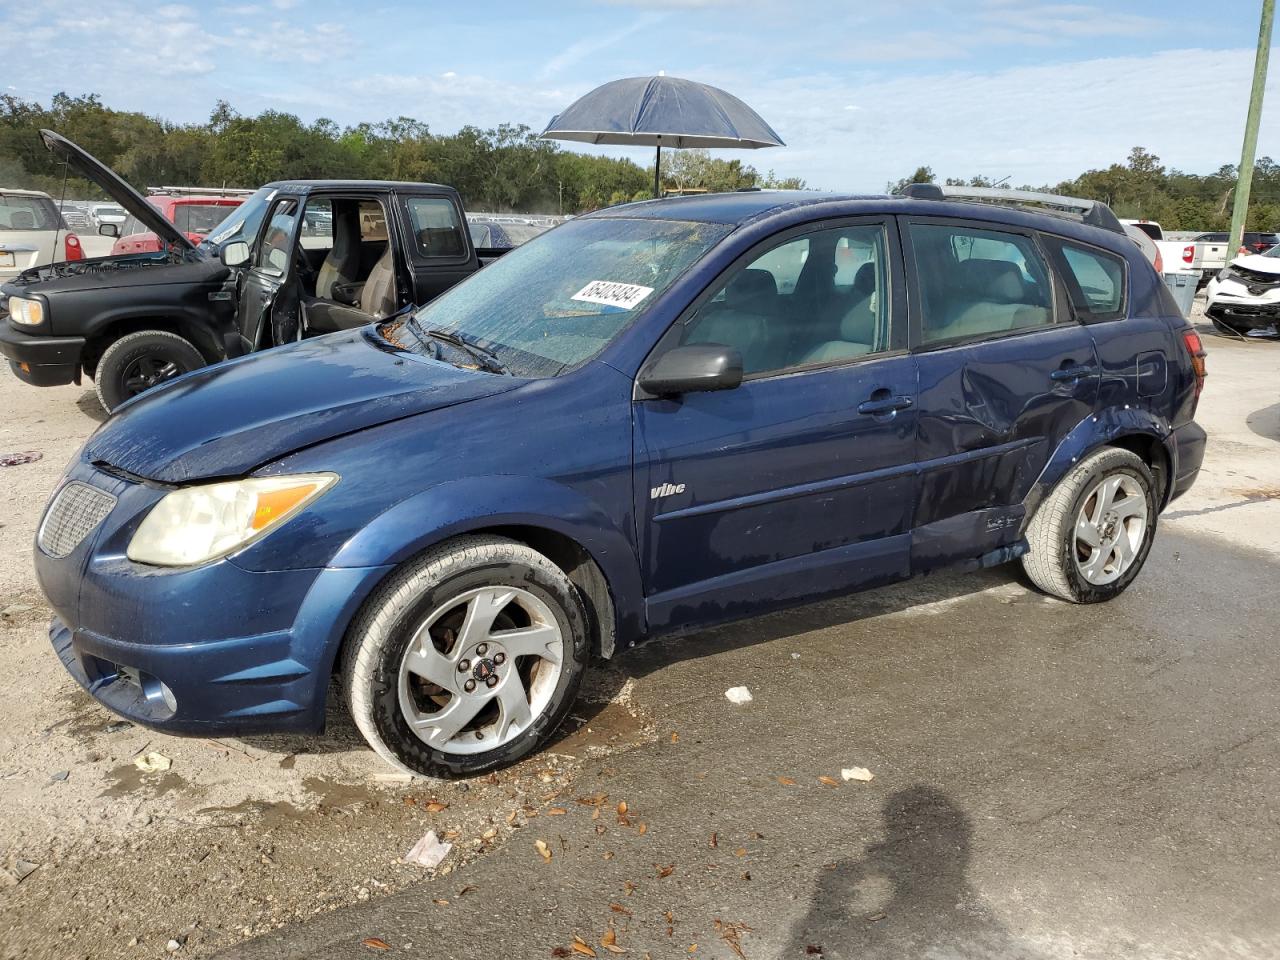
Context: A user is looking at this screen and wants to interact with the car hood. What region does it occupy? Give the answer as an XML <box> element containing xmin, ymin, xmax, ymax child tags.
<box><xmin>83</xmin><ymin>329</ymin><xmax>523</xmax><ymax>484</ymax></box>
<box><xmin>40</xmin><ymin>129</ymin><xmax>196</xmax><ymax>254</ymax></box>
<box><xmin>1229</xmin><ymin>252</ymin><xmax>1280</xmax><ymax>275</ymax></box>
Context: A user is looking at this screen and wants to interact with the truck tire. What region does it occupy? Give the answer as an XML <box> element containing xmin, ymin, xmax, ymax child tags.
<box><xmin>1022</xmin><ymin>447</ymin><xmax>1157</xmax><ymax>603</ymax></box>
<box><xmin>342</xmin><ymin>535</ymin><xmax>591</xmax><ymax>778</ymax></box>
<box><xmin>95</xmin><ymin>330</ymin><xmax>206</xmax><ymax>414</ymax></box>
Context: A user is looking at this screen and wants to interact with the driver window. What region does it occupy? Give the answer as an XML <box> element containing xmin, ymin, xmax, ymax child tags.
<box><xmin>254</xmin><ymin>199</ymin><xmax>298</xmax><ymax>276</ymax></box>
<box><xmin>682</xmin><ymin>224</ymin><xmax>891</xmax><ymax>376</ymax></box>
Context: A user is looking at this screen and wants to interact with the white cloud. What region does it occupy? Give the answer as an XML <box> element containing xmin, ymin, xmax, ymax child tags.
<box><xmin>539</xmin><ymin>12</ymin><xmax>666</xmax><ymax>78</ymax></box>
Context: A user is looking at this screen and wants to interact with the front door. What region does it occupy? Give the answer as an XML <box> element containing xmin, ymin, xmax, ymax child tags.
<box><xmin>902</xmin><ymin>217</ymin><xmax>1102</xmax><ymax>570</ymax></box>
<box><xmin>634</xmin><ymin>219</ymin><xmax>919</xmax><ymax>634</ymax></box>
<box><xmin>236</xmin><ymin>194</ymin><xmax>302</xmax><ymax>353</ymax></box>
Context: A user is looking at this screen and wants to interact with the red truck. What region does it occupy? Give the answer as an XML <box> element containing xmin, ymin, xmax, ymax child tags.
<box><xmin>106</xmin><ymin>188</ymin><xmax>252</xmax><ymax>255</ymax></box>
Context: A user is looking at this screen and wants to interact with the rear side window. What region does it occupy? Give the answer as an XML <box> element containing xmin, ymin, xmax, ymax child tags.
<box><xmin>404</xmin><ymin>197</ymin><xmax>465</xmax><ymax>258</ymax></box>
<box><xmin>1057</xmin><ymin>243</ymin><xmax>1125</xmax><ymax>319</ymax></box>
<box><xmin>907</xmin><ymin>222</ymin><xmax>1055</xmax><ymax>344</ymax></box>
<box><xmin>0</xmin><ymin>195</ymin><xmax>60</xmax><ymax>231</ymax></box>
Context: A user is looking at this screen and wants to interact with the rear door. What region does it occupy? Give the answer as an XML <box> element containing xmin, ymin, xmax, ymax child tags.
<box><xmin>236</xmin><ymin>194</ymin><xmax>303</xmax><ymax>352</ymax></box>
<box><xmin>903</xmin><ymin>217</ymin><xmax>1101</xmax><ymax>570</ymax></box>
<box><xmin>396</xmin><ymin>193</ymin><xmax>478</xmax><ymax>307</ymax></box>
<box><xmin>634</xmin><ymin>218</ymin><xmax>919</xmax><ymax>633</ymax></box>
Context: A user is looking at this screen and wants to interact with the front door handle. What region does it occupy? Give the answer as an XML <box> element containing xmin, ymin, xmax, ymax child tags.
<box><xmin>858</xmin><ymin>394</ymin><xmax>914</xmax><ymax>416</ymax></box>
<box><xmin>1050</xmin><ymin>364</ymin><xmax>1097</xmax><ymax>382</ymax></box>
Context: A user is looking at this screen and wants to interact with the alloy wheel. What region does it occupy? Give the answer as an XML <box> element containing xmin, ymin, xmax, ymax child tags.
<box><xmin>396</xmin><ymin>586</ymin><xmax>564</xmax><ymax>755</ymax></box>
<box><xmin>1074</xmin><ymin>474</ymin><xmax>1149</xmax><ymax>586</ymax></box>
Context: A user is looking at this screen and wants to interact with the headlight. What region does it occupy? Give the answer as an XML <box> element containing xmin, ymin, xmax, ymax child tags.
<box><xmin>127</xmin><ymin>473</ymin><xmax>337</xmax><ymax>566</ymax></box>
<box><xmin>8</xmin><ymin>296</ymin><xmax>45</xmax><ymax>326</ymax></box>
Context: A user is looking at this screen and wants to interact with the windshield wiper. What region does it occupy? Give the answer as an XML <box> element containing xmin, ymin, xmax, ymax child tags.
<box><xmin>409</xmin><ymin>318</ymin><xmax>511</xmax><ymax>375</ymax></box>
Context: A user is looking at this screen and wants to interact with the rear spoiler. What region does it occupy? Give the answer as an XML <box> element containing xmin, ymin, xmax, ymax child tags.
<box><xmin>898</xmin><ymin>183</ymin><xmax>1125</xmax><ymax>236</ymax></box>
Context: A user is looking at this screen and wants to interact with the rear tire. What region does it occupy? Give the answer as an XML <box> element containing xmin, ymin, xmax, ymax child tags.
<box><xmin>342</xmin><ymin>535</ymin><xmax>590</xmax><ymax>778</ymax></box>
<box><xmin>1022</xmin><ymin>447</ymin><xmax>1157</xmax><ymax>603</ymax></box>
<box><xmin>95</xmin><ymin>330</ymin><xmax>206</xmax><ymax>413</ymax></box>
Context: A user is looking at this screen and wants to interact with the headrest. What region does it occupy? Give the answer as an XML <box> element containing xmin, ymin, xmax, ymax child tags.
<box><xmin>11</xmin><ymin>211</ymin><xmax>34</xmax><ymax>229</ymax></box>
<box><xmin>959</xmin><ymin>258</ymin><xmax>1025</xmax><ymax>304</ymax></box>
<box><xmin>853</xmin><ymin>262</ymin><xmax>876</xmax><ymax>296</ymax></box>
<box><xmin>726</xmin><ymin>268</ymin><xmax>777</xmax><ymax>308</ymax></box>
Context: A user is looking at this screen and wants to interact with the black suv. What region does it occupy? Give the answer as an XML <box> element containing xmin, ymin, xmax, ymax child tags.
<box><xmin>0</xmin><ymin>131</ymin><xmax>494</xmax><ymax>411</ymax></box>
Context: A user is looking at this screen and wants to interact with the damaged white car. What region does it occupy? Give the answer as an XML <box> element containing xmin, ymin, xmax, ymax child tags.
<box><xmin>1205</xmin><ymin>245</ymin><xmax>1280</xmax><ymax>338</ymax></box>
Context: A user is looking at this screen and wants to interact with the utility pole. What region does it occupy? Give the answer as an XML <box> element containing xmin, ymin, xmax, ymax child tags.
<box><xmin>1228</xmin><ymin>0</ymin><xmax>1274</xmax><ymax>254</ymax></box>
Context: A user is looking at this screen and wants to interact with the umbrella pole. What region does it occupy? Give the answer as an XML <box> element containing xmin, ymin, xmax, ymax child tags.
<box><xmin>654</xmin><ymin>143</ymin><xmax>661</xmax><ymax>198</ymax></box>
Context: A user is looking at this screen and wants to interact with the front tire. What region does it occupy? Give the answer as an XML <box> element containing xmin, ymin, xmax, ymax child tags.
<box><xmin>1022</xmin><ymin>447</ymin><xmax>1157</xmax><ymax>603</ymax></box>
<box><xmin>342</xmin><ymin>535</ymin><xmax>590</xmax><ymax>777</ymax></box>
<box><xmin>95</xmin><ymin>330</ymin><xmax>206</xmax><ymax>413</ymax></box>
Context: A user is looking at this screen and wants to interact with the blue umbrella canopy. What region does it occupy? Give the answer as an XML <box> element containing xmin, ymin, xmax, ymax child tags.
<box><xmin>541</xmin><ymin>75</ymin><xmax>784</xmax><ymax>196</ymax></box>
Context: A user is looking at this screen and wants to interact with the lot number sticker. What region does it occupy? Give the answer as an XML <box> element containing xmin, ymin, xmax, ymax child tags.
<box><xmin>571</xmin><ymin>280</ymin><xmax>654</xmax><ymax>311</ymax></box>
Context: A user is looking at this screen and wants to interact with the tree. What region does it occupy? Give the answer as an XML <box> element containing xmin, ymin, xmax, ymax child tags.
<box><xmin>888</xmin><ymin>166</ymin><xmax>935</xmax><ymax>193</ymax></box>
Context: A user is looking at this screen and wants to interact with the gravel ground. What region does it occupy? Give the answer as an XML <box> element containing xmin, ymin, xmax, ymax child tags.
<box><xmin>0</xmin><ymin>299</ymin><xmax>1276</xmax><ymax>959</ymax></box>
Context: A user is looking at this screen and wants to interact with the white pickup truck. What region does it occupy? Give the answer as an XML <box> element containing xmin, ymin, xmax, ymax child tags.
<box><xmin>1120</xmin><ymin>220</ymin><xmax>1198</xmax><ymax>275</ymax></box>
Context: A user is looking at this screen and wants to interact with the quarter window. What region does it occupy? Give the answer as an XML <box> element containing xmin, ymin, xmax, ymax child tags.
<box><xmin>1058</xmin><ymin>243</ymin><xmax>1125</xmax><ymax>318</ymax></box>
<box><xmin>908</xmin><ymin>223</ymin><xmax>1055</xmax><ymax>344</ymax></box>
<box><xmin>682</xmin><ymin>225</ymin><xmax>891</xmax><ymax>376</ymax></box>
<box><xmin>404</xmin><ymin>197</ymin><xmax>465</xmax><ymax>258</ymax></box>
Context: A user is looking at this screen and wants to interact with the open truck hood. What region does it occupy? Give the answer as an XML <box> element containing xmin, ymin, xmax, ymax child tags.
<box><xmin>40</xmin><ymin>129</ymin><xmax>196</xmax><ymax>255</ymax></box>
<box><xmin>83</xmin><ymin>330</ymin><xmax>523</xmax><ymax>484</ymax></box>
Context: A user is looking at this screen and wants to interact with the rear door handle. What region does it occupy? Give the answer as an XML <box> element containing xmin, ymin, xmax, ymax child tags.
<box><xmin>858</xmin><ymin>395</ymin><xmax>914</xmax><ymax>415</ymax></box>
<box><xmin>1050</xmin><ymin>364</ymin><xmax>1097</xmax><ymax>382</ymax></box>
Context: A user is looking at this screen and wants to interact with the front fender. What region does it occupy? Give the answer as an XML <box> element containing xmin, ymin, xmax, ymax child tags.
<box><xmin>328</xmin><ymin>475</ymin><xmax>645</xmax><ymax>646</ymax></box>
<box><xmin>1025</xmin><ymin>405</ymin><xmax>1173</xmax><ymax>521</ymax></box>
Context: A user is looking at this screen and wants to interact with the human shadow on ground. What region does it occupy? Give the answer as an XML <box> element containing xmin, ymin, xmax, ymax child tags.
<box><xmin>782</xmin><ymin>786</ymin><xmax>1051</xmax><ymax>959</ymax></box>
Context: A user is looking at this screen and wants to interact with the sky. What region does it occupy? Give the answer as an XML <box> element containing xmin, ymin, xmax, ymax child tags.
<box><xmin>3</xmin><ymin>0</ymin><xmax>1280</xmax><ymax>191</ymax></box>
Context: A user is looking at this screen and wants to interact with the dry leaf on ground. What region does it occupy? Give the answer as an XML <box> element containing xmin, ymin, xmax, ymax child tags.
<box><xmin>535</xmin><ymin>839</ymin><xmax>553</xmax><ymax>862</ymax></box>
<box><xmin>818</xmin><ymin>776</ymin><xmax>841</xmax><ymax>787</ymax></box>
<box><xmin>777</xmin><ymin>776</ymin><xmax>796</xmax><ymax>786</ymax></box>
<box><xmin>361</xmin><ymin>937</ymin><xmax>391</xmax><ymax>951</ymax></box>
<box><xmin>572</xmin><ymin>936</ymin><xmax>598</xmax><ymax>957</ymax></box>
<box><xmin>425</xmin><ymin>800</ymin><xmax>449</xmax><ymax>812</ymax></box>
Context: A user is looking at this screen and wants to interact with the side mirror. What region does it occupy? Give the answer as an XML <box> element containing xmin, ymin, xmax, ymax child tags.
<box><xmin>637</xmin><ymin>344</ymin><xmax>743</xmax><ymax>397</ymax></box>
<box><xmin>220</xmin><ymin>241</ymin><xmax>251</xmax><ymax>268</ymax></box>
<box><xmin>97</xmin><ymin>223</ymin><xmax>119</xmax><ymax>238</ymax></box>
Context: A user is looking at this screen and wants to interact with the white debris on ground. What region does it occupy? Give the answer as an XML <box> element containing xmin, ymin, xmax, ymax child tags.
<box><xmin>133</xmin><ymin>752</ymin><xmax>172</xmax><ymax>773</ymax></box>
<box><xmin>841</xmin><ymin>767</ymin><xmax>875</xmax><ymax>782</ymax></box>
<box><xmin>404</xmin><ymin>830</ymin><xmax>452</xmax><ymax>869</ymax></box>
<box><xmin>724</xmin><ymin>686</ymin><xmax>753</xmax><ymax>704</ymax></box>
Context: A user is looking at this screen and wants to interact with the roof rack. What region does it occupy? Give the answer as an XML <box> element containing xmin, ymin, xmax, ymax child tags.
<box><xmin>897</xmin><ymin>183</ymin><xmax>1124</xmax><ymax>235</ymax></box>
<box><xmin>146</xmin><ymin>185</ymin><xmax>257</xmax><ymax>198</ymax></box>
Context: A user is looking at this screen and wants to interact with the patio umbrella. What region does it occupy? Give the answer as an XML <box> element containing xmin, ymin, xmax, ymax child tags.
<box><xmin>540</xmin><ymin>75</ymin><xmax>784</xmax><ymax>198</ymax></box>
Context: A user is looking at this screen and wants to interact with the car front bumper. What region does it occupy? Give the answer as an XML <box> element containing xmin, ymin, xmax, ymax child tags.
<box><xmin>37</xmin><ymin>463</ymin><xmax>392</xmax><ymax>735</ymax></box>
<box><xmin>1205</xmin><ymin>279</ymin><xmax>1280</xmax><ymax>332</ymax></box>
<box><xmin>0</xmin><ymin>320</ymin><xmax>84</xmax><ymax>386</ymax></box>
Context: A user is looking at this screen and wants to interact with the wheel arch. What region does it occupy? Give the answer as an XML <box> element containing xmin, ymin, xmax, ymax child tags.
<box><xmin>1027</xmin><ymin>405</ymin><xmax>1176</xmax><ymax>521</ymax></box>
<box><xmin>328</xmin><ymin>477</ymin><xmax>645</xmax><ymax>661</ymax></box>
<box><xmin>82</xmin><ymin>308</ymin><xmax>227</xmax><ymax>374</ymax></box>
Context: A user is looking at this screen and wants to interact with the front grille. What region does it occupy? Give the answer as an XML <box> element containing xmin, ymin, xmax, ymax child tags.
<box><xmin>1230</xmin><ymin>264</ymin><xmax>1280</xmax><ymax>287</ymax></box>
<box><xmin>38</xmin><ymin>482</ymin><xmax>116</xmax><ymax>559</ymax></box>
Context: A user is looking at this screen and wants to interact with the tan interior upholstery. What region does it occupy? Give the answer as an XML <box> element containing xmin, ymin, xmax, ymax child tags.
<box><xmin>360</xmin><ymin>246</ymin><xmax>397</xmax><ymax>318</ymax></box>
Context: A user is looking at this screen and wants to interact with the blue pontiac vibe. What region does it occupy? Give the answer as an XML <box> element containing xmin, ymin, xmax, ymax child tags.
<box><xmin>35</xmin><ymin>188</ymin><xmax>1207</xmax><ymax>777</ymax></box>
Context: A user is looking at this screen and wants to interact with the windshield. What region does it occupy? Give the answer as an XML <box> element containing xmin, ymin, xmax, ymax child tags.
<box><xmin>201</xmin><ymin>187</ymin><xmax>275</xmax><ymax>251</ymax></box>
<box><xmin>399</xmin><ymin>217</ymin><xmax>731</xmax><ymax>377</ymax></box>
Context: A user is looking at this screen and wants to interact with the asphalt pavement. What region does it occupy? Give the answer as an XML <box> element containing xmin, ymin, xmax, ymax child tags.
<box><xmin>217</xmin><ymin>326</ymin><xmax>1280</xmax><ymax>960</ymax></box>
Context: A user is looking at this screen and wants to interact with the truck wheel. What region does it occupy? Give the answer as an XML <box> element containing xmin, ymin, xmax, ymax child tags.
<box><xmin>1022</xmin><ymin>447</ymin><xmax>1157</xmax><ymax>603</ymax></box>
<box><xmin>343</xmin><ymin>535</ymin><xmax>590</xmax><ymax>778</ymax></box>
<box><xmin>95</xmin><ymin>330</ymin><xmax>206</xmax><ymax>413</ymax></box>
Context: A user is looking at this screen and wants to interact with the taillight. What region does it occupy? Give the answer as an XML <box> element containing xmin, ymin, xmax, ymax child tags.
<box><xmin>1153</xmin><ymin>248</ymin><xmax>1164</xmax><ymax>273</ymax></box>
<box><xmin>1182</xmin><ymin>330</ymin><xmax>1206</xmax><ymax>398</ymax></box>
<box><xmin>63</xmin><ymin>232</ymin><xmax>83</xmax><ymax>261</ymax></box>
<box><xmin>1181</xmin><ymin>245</ymin><xmax>1195</xmax><ymax>264</ymax></box>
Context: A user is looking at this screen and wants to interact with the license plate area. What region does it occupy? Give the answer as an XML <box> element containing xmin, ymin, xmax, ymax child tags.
<box><xmin>0</xmin><ymin>252</ymin><xmax>14</xmax><ymax>268</ymax></box>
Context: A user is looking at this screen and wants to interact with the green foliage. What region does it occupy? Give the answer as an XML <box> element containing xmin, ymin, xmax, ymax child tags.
<box><xmin>0</xmin><ymin>93</ymin><xmax>651</xmax><ymax>214</ymax></box>
<box><xmin>888</xmin><ymin>166</ymin><xmax>935</xmax><ymax>193</ymax></box>
<box><xmin>907</xmin><ymin>147</ymin><xmax>1280</xmax><ymax>231</ymax></box>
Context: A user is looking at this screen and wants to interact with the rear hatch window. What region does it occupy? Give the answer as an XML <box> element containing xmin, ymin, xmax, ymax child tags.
<box><xmin>0</xmin><ymin>195</ymin><xmax>60</xmax><ymax>231</ymax></box>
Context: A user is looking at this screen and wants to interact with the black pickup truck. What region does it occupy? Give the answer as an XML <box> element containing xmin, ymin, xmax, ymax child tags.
<box><xmin>0</xmin><ymin>131</ymin><xmax>505</xmax><ymax>411</ymax></box>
